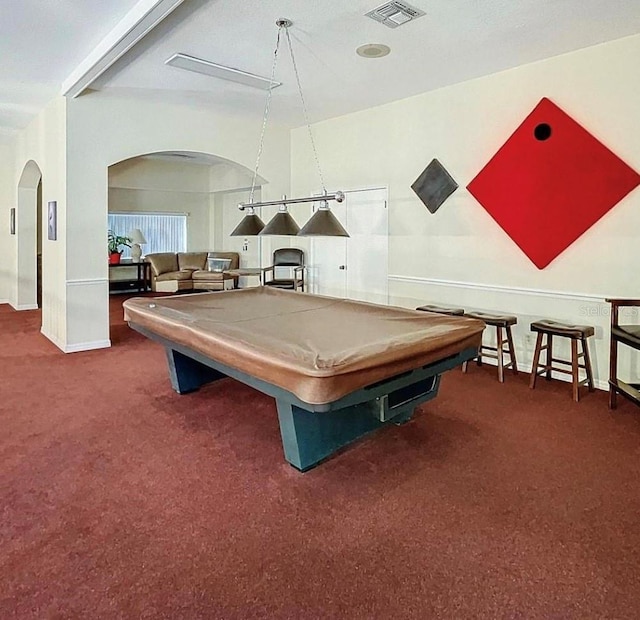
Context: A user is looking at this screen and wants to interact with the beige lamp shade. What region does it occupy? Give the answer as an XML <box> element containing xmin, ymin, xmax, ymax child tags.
<box><xmin>129</xmin><ymin>228</ymin><xmax>147</xmax><ymax>245</ymax></box>
<box><xmin>129</xmin><ymin>228</ymin><xmax>147</xmax><ymax>262</ymax></box>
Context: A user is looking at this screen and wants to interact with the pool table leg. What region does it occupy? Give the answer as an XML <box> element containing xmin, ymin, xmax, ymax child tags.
<box><xmin>275</xmin><ymin>400</ymin><xmax>414</xmax><ymax>472</ymax></box>
<box><xmin>166</xmin><ymin>347</ymin><xmax>226</xmax><ymax>394</ymax></box>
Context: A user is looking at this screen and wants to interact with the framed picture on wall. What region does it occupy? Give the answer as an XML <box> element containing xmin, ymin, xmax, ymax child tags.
<box><xmin>47</xmin><ymin>201</ymin><xmax>57</xmax><ymax>241</ymax></box>
<box><xmin>10</xmin><ymin>208</ymin><xmax>15</xmax><ymax>235</ymax></box>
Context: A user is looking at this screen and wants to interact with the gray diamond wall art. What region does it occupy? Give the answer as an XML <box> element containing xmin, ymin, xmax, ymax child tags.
<box><xmin>411</xmin><ymin>158</ymin><xmax>459</xmax><ymax>214</ymax></box>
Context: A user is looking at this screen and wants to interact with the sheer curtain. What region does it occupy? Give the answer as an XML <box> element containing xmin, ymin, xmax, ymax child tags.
<box><xmin>108</xmin><ymin>213</ymin><xmax>187</xmax><ymax>258</ymax></box>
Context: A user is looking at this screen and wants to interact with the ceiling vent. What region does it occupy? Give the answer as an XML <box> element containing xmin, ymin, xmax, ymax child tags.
<box><xmin>365</xmin><ymin>1</ymin><xmax>425</xmax><ymax>28</ymax></box>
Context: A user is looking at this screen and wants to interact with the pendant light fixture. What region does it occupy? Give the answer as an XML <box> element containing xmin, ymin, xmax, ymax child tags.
<box><xmin>231</xmin><ymin>18</ymin><xmax>348</xmax><ymax>237</ymax></box>
<box><xmin>229</xmin><ymin>205</ymin><xmax>265</xmax><ymax>236</ymax></box>
<box><xmin>298</xmin><ymin>192</ymin><xmax>348</xmax><ymax>237</ymax></box>
<box><xmin>259</xmin><ymin>197</ymin><xmax>300</xmax><ymax>236</ymax></box>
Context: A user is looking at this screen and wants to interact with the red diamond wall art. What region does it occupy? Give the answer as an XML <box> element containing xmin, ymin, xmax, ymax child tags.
<box><xmin>467</xmin><ymin>97</ymin><xmax>640</xmax><ymax>269</ymax></box>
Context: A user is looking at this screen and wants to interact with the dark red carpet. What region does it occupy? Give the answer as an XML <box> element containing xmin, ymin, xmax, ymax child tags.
<box><xmin>2</xmin><ymin>297</ymin><xmax>640</xmax><ymax>619</ymax></box>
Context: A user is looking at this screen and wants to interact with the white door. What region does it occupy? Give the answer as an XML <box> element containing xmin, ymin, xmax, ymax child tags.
<box><xmin>311</xmin><ymin>187</ymin><xmax>388</xmax><ymax>304</ymax></box>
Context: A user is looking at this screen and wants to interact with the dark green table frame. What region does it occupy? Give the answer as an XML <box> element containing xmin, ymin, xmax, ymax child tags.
<box><xmin>130</xmin><ymin>322</ymin><xmax>477</xmax><ymax>471</ymax></box>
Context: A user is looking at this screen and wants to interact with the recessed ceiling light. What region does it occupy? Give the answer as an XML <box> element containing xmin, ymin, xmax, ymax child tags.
<box><xmin>356</xmin><ymin>43</ymin><xmax>391</xmax><ymax>58</ymax></box>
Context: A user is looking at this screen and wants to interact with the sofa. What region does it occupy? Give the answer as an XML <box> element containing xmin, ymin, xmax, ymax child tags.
<box><xmin>146</xmin><ymin>251</ymin><xmax>240</xmax><ymax>293</ymax></box>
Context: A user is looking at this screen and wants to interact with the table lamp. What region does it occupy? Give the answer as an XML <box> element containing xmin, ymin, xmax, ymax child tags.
<box><xmin>129</xmin><ymin>228</ymin><xmax>147</xmax><ymax>262</ymax></box>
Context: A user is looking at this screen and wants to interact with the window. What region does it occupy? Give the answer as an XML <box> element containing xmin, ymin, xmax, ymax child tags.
<box><xmin>107</xmin><ymin>213</ymin><xmax>187</xmax><ymax>258</ymax></box>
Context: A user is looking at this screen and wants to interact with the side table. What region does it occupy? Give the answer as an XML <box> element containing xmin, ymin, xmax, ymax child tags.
<box><xmin>109</xmin><ymin>261</ymin><xmax>151</xmax><ymax>293</ymax></box>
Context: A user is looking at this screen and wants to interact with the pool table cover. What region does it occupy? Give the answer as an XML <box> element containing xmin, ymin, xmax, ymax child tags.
<box><xmin>123</xmin><ymin>287</ymin><xmax>484</xmax><ymax>405</ymax></box>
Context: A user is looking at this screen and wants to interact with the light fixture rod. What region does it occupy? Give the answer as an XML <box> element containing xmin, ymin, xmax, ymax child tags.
<box><xmin>239</xmin><ymin>191</ymin><xmax>344</xmax><ymax>210</ymax></box>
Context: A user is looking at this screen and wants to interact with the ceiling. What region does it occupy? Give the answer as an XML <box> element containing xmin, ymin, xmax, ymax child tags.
<box><xmin>0</xmin><ymin>0</ymin><xmax>136</xmax><ymax>136</ymax></box>
<box><xmin>3</xmin><ymin>0</ymin><xmax>640</xmax><ymax>141</ymax></box>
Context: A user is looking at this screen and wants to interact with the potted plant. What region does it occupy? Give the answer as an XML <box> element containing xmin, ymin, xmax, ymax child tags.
<box><xmin>108</xmin><ymin>230</ymin><xmax>131</xmax><ymax>264</ymax></box>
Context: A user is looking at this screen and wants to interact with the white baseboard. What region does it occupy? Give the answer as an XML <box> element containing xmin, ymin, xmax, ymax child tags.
<box><xmin>64</xmin><ymin>339</ymin><xmax>111</xmax><ymax>353</ymax></box>
<box><xmin>0</xmin><ymin>299</ymin><xmax>8</xmax><ymax>305</ymax></box>
<box><xmin>41</xmin><ymin>327</ymin><xmax>64</xmax><ymax>352</ymax></box>
<box><xmin>12</xmin><ymin>303</ymin><xmax>39</xmax><ymax>311</ymax></box>
<box><xmin>41</xmin><ymin>327</ymin><xmax>111</xmax><ymax>354</ymax></box>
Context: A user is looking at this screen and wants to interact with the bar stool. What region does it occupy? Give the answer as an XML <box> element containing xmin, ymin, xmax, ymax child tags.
<box><xmin>462</xmin><ymin>311</ymin><xmax>518</xmax><ymax>382</ymax></box>
<box><xmin>416</xmin><ymin>304</ymin><xmax>465</xmax><ymax>316</ymax></box>
<box><xmin>529</xmin><ymin>320</ymin><xmax>595</xmax><ymax>402</ymax></box>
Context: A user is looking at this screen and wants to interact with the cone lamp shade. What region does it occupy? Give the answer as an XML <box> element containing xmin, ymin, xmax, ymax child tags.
<box><xmin>298</xmin><ymin>205</ymin><xmax>349</xmax><ymax>237</ymax></box>
<box><xmin>259</xmin><ymin>205</ymin><xmax>300</xmax><ymax>235</ymax></box>
<box><xmin>230</xmin><ymin>210</ymin><xmax>265</xmax><ymax>236</ymax></box>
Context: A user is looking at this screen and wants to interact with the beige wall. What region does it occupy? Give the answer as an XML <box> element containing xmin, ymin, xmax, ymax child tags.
<box><xmin>0</xmin><ymin>142</ymin><xmax>16</xmax><ymax>302</ymax></box>
<box><xmin>109</xmin><ymin>158</ymin><xmax>213</xmax><ymax>252</ymax></box>
<box><xmin>291</xmin><ymin>33</ymin><xmax>640</xmax><ymax>387</ymax></box>
<box><xmin>61</xmin><ymin>92</ymin><xmax>290</xmax><ymax>351</ymax></box>
<box><xmin>9</xmin><ymin>98</ymin><xmax>67</xmax><ymax>346</ymax></box>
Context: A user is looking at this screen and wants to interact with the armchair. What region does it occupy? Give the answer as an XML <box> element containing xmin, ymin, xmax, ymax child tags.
<box><xmin>263</xmin><ymin>248</ymin><xmax>305</xmax><ymax>292</ymax></box>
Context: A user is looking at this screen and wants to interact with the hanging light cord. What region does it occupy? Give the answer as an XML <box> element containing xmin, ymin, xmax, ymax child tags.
<box><xmin>249</xmin><ymin>26</ymin><xmax>283</xmax><ymax>205</ymax></box>
<box><xmin>284</xmin><ymin>25</ymin><xmax>326</xmax><ymax>196</ymax></box>
<box><xmin>241</xmin><ymin>19</ymin><xmax>342</xmax><ymax>213</ymax></box>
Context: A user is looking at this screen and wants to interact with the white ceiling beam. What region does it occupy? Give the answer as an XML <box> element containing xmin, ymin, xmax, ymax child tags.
<box><xmin>62</xmin><ymin>0</ymin><xmax>187</xmax><ymax>98</ymax></box>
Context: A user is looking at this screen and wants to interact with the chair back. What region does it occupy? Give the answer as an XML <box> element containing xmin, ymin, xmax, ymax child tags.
<box><xmin>273</xmin><ymin>248</ymin><xmax>304</xmax><ymax>267</ymax></box>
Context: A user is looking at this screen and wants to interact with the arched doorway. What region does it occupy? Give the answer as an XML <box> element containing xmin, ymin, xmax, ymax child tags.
<box><xmin>16</xmin><ymin>161</ymin><xmax>42</xmax><ymax>310</ymax></box>
<box><xmin>106</xmin><ymin>150</ymin><xmax>266</xmax><ymax>343</ymax></box>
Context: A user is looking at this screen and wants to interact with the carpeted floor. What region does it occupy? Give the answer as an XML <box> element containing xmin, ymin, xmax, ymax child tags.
<box><xmin>2</xmin><ymin>296</ymin><xmax>640</xmax><ymax>619</ymax></box>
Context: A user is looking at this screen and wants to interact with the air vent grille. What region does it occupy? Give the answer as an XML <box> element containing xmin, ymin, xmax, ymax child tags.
<box><xmin>365</xmin><ymin>1</ymin><xmax>426</xmax><ymax>28</ymax></box>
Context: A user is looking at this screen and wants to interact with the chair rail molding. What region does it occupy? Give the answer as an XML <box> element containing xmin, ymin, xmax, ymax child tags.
<box><xmin>388</xmin><ymin>275</ymin><xmax>605</xmax><ymax>303</ymax></box>
<box><xmin>67</xmin><ymin>278</ymin><xmax>109</xmax><ymax>287</ymax></box>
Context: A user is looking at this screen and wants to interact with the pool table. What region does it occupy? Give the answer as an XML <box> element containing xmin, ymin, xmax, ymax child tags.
<box><xmin>123</xmin><ymin>288</ymin><xmax>484</xmax><ymax>471</ymax></box>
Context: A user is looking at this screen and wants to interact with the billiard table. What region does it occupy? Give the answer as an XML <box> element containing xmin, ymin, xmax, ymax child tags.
<box><xmin>123</xmin><ymin>288</ymin><xmax>484</xmax><ymax>471</ymax></box>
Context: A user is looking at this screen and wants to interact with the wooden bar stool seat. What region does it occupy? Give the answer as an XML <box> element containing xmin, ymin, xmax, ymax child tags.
<box><xmin>416</xmin><ymin>304</ymin><xmax>465</xmax><ymax>316</ymax></box>
<box><xmin>462</xmin><ymin>311</ymin><xmax>518</xmax><ymax>382</ymax></box>
<box><xmin>529</xmin><ymin>320</ymin><xmax>595</xmax><ymax>402</ymax></box>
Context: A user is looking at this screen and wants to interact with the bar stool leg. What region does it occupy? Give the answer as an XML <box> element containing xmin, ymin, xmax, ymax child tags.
<box><xmin>582</xmin><ymin>336</ymin><xmax>595</xmax><ymax>392</ymax></box>
<box><xmin>505</xmin><ymin>325</ymin><xmax>518</xmax><ymax>374</ymax></box>
<box><xmin>496</xmin><ymin>326</ymin><xmax>505</xmax><ymax>383</ymax></box>
<box><xmin>545</xmin><ymin>334</ymin><xmax>553</xmax><ymax>381</ymax></box>
<box><xmin>530</xmin><ymin>332</ymin><xmax>544</xmax><ymax>389</ymax></box>
<box><xmin>571</xmin><ymin>338</ymin><xmax>579</xmax><ymax>402</ymax></box>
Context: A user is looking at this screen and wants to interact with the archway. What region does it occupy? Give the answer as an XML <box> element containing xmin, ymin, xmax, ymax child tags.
<box><xmin>106</xmin><ymin>150</ymin><xmax>266</xmax><ymax>343</ymax></box>
<box><xmin>16</xmin><ymin>160</ymin><xmax>42</xmax><ymax>310</ymax></box>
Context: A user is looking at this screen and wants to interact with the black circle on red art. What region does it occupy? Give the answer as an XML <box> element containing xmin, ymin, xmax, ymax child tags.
<box><xmin>534</xmin><ymin>123</ymin><xmax>552</xmax><ymax>141</ymax></box>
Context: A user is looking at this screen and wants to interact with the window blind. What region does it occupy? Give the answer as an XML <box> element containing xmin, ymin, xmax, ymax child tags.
<box><xmin>108</xmin><ymin>212</ymin><xmax>187</xmax><ymax>257</ymax></box>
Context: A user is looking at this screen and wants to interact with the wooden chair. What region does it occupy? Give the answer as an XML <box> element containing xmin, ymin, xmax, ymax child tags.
<box><xmin>263</xmin><ymin>248</ymin><xmax>305</xmax><ymax>292</ymax></box>
<box><xmin>607</xmin><ymin>298</ymin><xmax>640</xmax><ymax>409</ymax></box>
